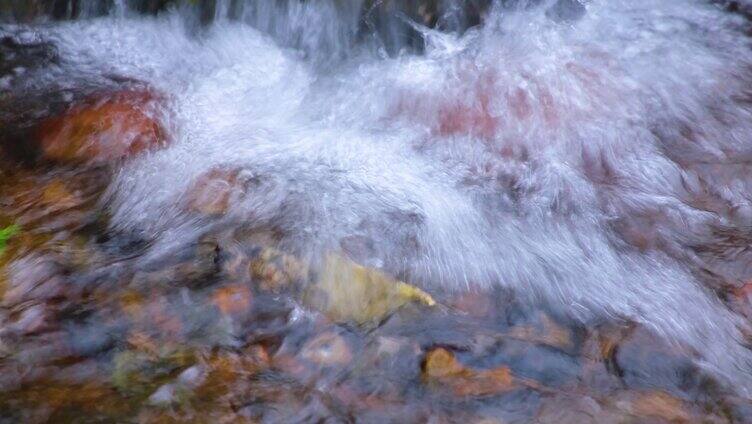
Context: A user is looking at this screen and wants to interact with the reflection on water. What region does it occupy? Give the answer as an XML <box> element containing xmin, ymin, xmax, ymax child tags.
<box><xmin>2</xmin><ymin>0</ymin><xmax>752</xmax><ymax>422</ymax></box>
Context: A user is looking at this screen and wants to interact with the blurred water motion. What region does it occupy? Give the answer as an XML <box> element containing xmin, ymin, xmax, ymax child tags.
<box><xmin>2</xmin><ymin>1</ymin><xmax>752</xmax><ymax>422</ymax></box>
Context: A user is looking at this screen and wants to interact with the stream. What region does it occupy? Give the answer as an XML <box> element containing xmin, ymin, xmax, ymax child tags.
<box><xmin>2</xmin><ymin>1</ymin><xmax>752</xmax><ymax>422</ymax></box>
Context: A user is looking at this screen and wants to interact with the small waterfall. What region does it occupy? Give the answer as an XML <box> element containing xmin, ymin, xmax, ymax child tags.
<box><xmin>213</xmin><ymin>0</ymin><xmax>230</xmax><ymax>21</ymax></box>
<box><xmin>113</xmin><ymin>0</ymin><xmax>127</xmax><ymax>18</ymax></box>
<box><xmin>1</xmin><ymin>1</ymin><xmax>493</xmax><ymax>57</ymax></box>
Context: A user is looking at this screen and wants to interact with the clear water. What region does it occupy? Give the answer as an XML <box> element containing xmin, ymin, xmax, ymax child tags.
<box><xmin>6</xmin><ymin>0</ymin><xmax>752</xmax><ymax>394</ymax></box>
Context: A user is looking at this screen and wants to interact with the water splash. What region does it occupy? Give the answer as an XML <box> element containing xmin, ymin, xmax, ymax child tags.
<box><xmin>6</xmin><ymin>0</ymin><xmax>752</xmax><ymax>394</ymax></box>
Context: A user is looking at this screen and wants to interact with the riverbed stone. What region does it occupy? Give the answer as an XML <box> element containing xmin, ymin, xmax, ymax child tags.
<box><xmin>36</xmin><ymin>89</ymin><xmax>167</xmax><ymax>164</ymax></box>
<box><xmin>185</xmin><ymin>167</ymin><xmax>246</xmax><ymax>216</ymax></box>
<box><xmin>423</xmin><ymin>347</ymin><xmax>516</xmax><ymax>397</ymax></box>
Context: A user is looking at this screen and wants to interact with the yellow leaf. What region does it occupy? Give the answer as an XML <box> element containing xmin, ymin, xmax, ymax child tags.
<box><xmin>307</xmin><ymin>253</ymin><xmax>436</xmax><ymax>325</ymax></box>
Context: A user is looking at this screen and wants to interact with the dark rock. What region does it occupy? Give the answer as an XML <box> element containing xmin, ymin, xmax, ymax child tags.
<box><xmin>131</xmin><ymin>239</ymin><xmax>219</xmax><ymax>289</ymax></box>
<box><xmin>615</xmin><ymin>325</ymin><xmax>709</xmax><ymax>396</ymax></box>
<box><xmin>545</xmin><ymin>0</ymin><xmax>586</xmax><ymax>23</ymax></box>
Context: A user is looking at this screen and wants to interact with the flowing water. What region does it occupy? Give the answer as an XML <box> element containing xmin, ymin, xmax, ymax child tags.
<box><xmin>3</xmin><ymin>0</ymin><xmax>752</xmax><ymax>421</ymax></box>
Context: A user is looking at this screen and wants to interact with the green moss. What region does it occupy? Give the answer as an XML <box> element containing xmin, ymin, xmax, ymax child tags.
<box><xmin>0</xmin><ymin>224</ymin><xmax>19</xmax><ymax>256</ymax></box>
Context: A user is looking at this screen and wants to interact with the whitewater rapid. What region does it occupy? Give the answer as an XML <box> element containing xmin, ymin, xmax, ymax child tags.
<box><xmin>8</xmin><ymin>0</ymin><xmax>752</xmax><ymax>393</ymax></box>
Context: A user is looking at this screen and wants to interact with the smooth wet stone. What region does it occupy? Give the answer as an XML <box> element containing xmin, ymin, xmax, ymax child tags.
<box><xmin>185</xmin><ymin>167</ymin><xmax>253</xmax><ymax>216</ymax></box>
<box><xmin>423</xmin><ymin>347</ymin><xmax>516</xmax><ymax>397</ymax></box>
<box><xmin>130</xmin><ymin>240</ymin><xmax>219</xmax><ymax>289</ymax></box>
<box><xmin>507</xmin><ymin>311</ymin><xmax>573</xmax><ymax>351</ymax></box>
<box><xmin>615</xmin><ymin>326</ymin><xmax>701</xmax><ymax>394</ymax></box>
<box><xmin>36</xmin><ymin>89</ymin><xmax>167</xmax><ymax>165</ymax></box>
<box><xmin>611</xmin><ymin>390</ymin><xmax>693</xmax><ymax>422</ymax></box>
<box><xmin>471</xmin><ymin>338</ymin><xmax>581</xmax><ymax>387</ymax></box>
<box><xmin>348</xmin><ymin>335</ymin><xmax>423</xmax><ymax>392</ymax></box>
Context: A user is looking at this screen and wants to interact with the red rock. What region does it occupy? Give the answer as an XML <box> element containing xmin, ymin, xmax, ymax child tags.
<box><xmin>185</xmin><ymin>167</ymin><xmax>244</xmax><ymax>215</ymax></box>
<box><xmin>36</xmin><ymin>89</ymin><xmax>167</xmax><ymax>164</ymax></box>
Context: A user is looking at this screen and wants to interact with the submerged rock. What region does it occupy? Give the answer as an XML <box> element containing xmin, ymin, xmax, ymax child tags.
<box><xmin>422</xmin><ymin>347</ymin><xmax>516</xmax><ymax>397</ymax></box>
<box><xmin>611</xmin><ymin>390</ymin><xmax>692</xmax><ymax>422</ymax></box>
<box><xmin>299</xmin><ymin>331</ymin><xmax>353</xmax><ymax>367</ymax></box>
<box><xmin>306</xmin><ymin>253</ymin><xmax>436</xmax><ymax>325</ymax></box>
<box><xmin>36</xmin><ymin>89</ymin><xmax>167</xmax><ymax>165</ymax></box>
<box><xmin>211</xmin><ymin>283</ymin><xmax>253</xmax><ymax>317</ymax></box>
<box><xmin>250</xmin><ymin>247</ymin><xmax>309</xmax><ymax>293</ymax></box>
<box><xmin>185</xmin><ymin>167</ymin><xmax>252</xmax><ymax>216</ymax></box>
<box><xmin>507</xmin><ymin>312</ymin><xmax>573</xmax><ymax>351</ymax></box>
<box><xmin>130</xmin><ymin>239</ymin><xmax>219</xmax><ymax>289</ymax></box>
